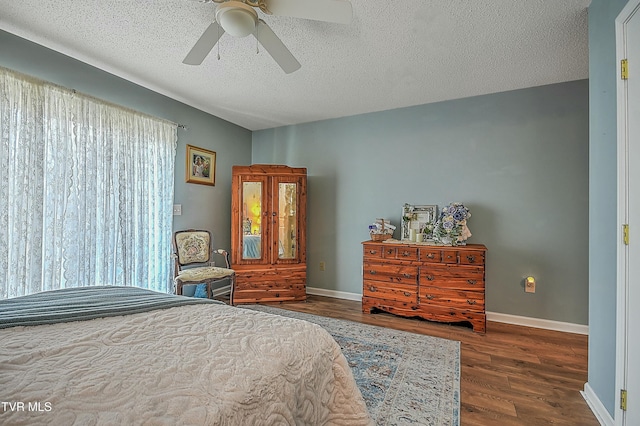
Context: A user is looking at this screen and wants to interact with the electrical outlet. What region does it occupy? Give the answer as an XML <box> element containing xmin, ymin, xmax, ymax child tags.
<box><xmin>525</xmin><ymin>276</ymin><xmax>536</xmax><ymax>293</ymax></box>
<box><xmin>173</xmin><ymin>204</ymin><xmax>182</xmax><ymax>216</ymax></box>
<box><xmin>319</xmin><ymin>261</ymin><xmax>326</xmax><ymax>272</ymax></box>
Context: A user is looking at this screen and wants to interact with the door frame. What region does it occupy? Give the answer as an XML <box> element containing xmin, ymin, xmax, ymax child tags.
<box><xmin>616</xmin><ymin>1</ymin><xmax>640</xmax><ymax>424</ymax></box>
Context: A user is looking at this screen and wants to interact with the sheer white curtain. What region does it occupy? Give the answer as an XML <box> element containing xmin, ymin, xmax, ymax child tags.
<box><xmin>0</xmin><ymin>67</ymin><xmax>177</xmax><ymax>298</ymax></box>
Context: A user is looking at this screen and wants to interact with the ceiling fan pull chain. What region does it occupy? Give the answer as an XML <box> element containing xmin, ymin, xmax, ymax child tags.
<box><xmin>256</xmin><ymin>25</ymin><xmax>259</xmax><ymax>54</ymax></box>
<box><xmin>217</xmin><ymin>24</ymin><xmax>221</xmax><ymax>60</ymax></box>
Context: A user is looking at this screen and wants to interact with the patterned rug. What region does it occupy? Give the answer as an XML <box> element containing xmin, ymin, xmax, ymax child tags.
<box><xmin>242</xmin><ymin>305</ymin><xmax>460</xmax><ymax>426</ymax></box>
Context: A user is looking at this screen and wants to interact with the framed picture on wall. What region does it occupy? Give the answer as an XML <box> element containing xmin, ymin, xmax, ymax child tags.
<box><xmin>186</xmin><ymin>144</ymin><xmax>216</xmax><ymax>186</ymax></box>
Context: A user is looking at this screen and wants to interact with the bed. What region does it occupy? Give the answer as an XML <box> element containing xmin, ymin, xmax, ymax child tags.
<box><xmin>0</xmin><ymin>286</ymin><xmax>372</xmax><ymax>425</ymax></box>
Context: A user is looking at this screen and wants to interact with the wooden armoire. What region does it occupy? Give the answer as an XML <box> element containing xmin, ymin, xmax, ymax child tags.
<box><xmin>231</xmin><ymin>165</ymin><xmax>307</xmax><ymax>304</ymax></box>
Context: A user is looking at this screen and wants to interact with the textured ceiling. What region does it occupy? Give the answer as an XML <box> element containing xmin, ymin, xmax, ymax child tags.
<box><xmin>0</xmin><ymin>0</ymin><xmax>590</xmax><ymax>131</ymax></box>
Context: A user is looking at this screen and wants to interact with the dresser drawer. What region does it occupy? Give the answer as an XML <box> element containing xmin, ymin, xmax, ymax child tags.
<box><xmin>421</xmin><ymin>277</ymin><xmax>484</xmax><ymax>290</ymax></box>
<box><xmin>363</xmin><ymin>280</ymin><xmax>417</xmax><ymax>303</ymax></box>
<box><xmin>439</xmin><ymin>248</ymin><xmax>486</xmax><ymax>265</ymax></box>
<box><xmin>419</xmin><ymin>248</ymin><xmax>442</xmax><ymax>263</ymax></box>
<box><xmin>420</xmin><ymin>265</ymin><xmax>484</xmax><ymax>282</ymax></box>
<box><xmin>441</xmin><ymin>250</ymin><xmax>459</xmax><ymax>264</ymax></box>
<box><xmin>363</xmin><ymin>244</ymin><xmax>384</xmax><ymax>259</ymax></box>
<box><xmin>419</xmin><ymin>286</ymin><xmax>485</xmax><ymax>311</ymax></box>
<box><xmin>363</xmin><ymin>261</ymin><xmax>418</xmax><ymax>285</ymax></box>
<box><xmin>459</xmin><ymin>250</ymin><xmax>485</xmax><ymax>265</ymax></box>
<box><xmin>382</xmin><ymin>246</ymin><xmax>419</xmax><ymax>261</ymax></box>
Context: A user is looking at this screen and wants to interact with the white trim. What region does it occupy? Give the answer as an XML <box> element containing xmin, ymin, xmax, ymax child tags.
<box><xmin>583</xmin><ymin>382</ymin><xmax>615</xmax><ymax>426</ymax></box>
<box><xmin>616</xmin><ymin>2</ymin><xmax>640</xmax><ymax>425</ymax></box>
<box><xmin>306</xmin><ymin>287</ymin><xmax>589</xmax><ymax>334</ymax></box>
<box><xmin>486</xmin><ymin>311</ymin><xmax>588</xmax><ymax>335</ymax></box>
<box><xmin>306</xmin><ymin>286</ymin><xmax>362</xmax><ymax>301</ymax></box>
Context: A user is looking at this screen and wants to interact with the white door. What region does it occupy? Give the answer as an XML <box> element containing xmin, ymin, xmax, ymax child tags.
<box><xmin>618</xmin><ymin>2</ymin><xmax>640</xmax><ymax>425</ymax></box>
<box><xmin>627</xmin><ymin>7</ymin><xmax>640</xmax><ymax>424</ymax></box>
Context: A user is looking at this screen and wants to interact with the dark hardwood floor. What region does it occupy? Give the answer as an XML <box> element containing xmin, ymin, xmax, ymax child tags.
<box><xmin>241</xmin><ymin>295</ymin><xmax>599</xmax><ymax>426</ymax></box>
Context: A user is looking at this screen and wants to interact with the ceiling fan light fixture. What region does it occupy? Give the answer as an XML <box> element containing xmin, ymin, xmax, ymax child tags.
<box><xmin>216</xmin><ymin>2</ymin><xmax>258</xmax><ymax>38</ymax></box>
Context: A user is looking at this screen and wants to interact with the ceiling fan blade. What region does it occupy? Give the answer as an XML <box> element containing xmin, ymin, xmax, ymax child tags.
<box><xmin>255</xmin><ymin>20</ymin><xmax>301</xmax><ymax>74</ymax></box>
<box><xmin>265</xmin><ymin>0</ymin><xmax>352</xmax><ymax>24</ymax></box>
<box><xmin>183</xmin><ymin>22</ymin><xmax>225</xmax><ymax>65</ymax></box>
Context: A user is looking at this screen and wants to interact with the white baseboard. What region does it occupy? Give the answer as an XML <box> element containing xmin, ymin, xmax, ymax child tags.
<box><xmin>486</xmin><ymin>312</ymin><xmax>589</xmax><ymax>335</ymax></box>
<box><xmin>306</xmin><ymin>286</ymin><xmax>362</xmax><ymax>301</ymax></box>
<box><xmin>306</xmin><ymin>287</ymin><xmax>589</xmax><ymax>335</ymax></box>
<box><xmin>582</xmin><ymin>382</ymin><xmax>614</xmax><ymax>426</ymax></box>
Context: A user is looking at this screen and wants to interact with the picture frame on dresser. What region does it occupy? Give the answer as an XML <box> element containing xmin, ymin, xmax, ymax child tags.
<box><xmin>401</xmin><ymin>204</ymin><xmax>437</xmax><ymax>241</ymax></box>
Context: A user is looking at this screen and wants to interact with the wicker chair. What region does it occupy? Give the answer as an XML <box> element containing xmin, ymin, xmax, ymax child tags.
<box><xmin>172</xmin><ymin>229</ymin><xmax>235</xmax><ymax>304</ymax></box>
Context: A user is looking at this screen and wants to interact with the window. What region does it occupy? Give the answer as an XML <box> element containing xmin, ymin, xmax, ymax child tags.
<box><xmin>0</xmin><ymin>67</ymin><xmax>177</xmax><ymax>298</ymax></box>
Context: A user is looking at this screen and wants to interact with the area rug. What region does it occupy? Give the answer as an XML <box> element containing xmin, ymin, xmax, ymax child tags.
<box><xmin>242</xmin><ymin>305</ymin><xmax>460</xmax><ymax>426</ymax></box>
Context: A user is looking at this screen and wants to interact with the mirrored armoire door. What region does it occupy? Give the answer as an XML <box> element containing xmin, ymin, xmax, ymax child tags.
<box><xmin>271</xmin><ymin>175</ymin><xmax>306</xmax><ymax>265</ymax></box>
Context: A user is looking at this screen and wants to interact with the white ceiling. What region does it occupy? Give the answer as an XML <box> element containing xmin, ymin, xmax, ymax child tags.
<box><xmin>0</xmin><ymin>0</ymin><xmax>590</xmax><ymax>131</ymax></box>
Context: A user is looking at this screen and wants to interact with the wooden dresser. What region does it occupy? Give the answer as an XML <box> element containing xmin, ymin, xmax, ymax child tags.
<box><xmin>362</xmin><ymin>241</ymin><xmax>487</xmax><ymax>333</ymax></box>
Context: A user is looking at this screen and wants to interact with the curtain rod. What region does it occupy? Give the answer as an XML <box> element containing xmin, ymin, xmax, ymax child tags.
<box><xmin>1</xmin><ymin>66</ymin><xmax>188</xmax><ymax>130</ymax></box>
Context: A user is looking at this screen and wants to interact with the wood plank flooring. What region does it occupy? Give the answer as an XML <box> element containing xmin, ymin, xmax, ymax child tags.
<box><xmin>249</xmin><ymin>295</ymin><xmax>599</xmax><ymax>426</ymax></box>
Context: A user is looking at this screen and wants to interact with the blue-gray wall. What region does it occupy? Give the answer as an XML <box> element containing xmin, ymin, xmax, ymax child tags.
<box><xmin>588</xmin><ymin>0</ymin><xmax>628</xmax><ymax>417</ymax></box>
<box><xmin>253</xmin><ymin>80</ymin><xmax>589</xmax><ymax>325</ymax></box>
<box><xmin>0</xmin><ymin>29</ymin><xmax>253</xmax><ymax>254</ymax></box>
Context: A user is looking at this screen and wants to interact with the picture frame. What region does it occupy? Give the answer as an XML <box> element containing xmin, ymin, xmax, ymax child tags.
<box><xmin>186</xmin><ymin>144</ymin><xmax>216</xmax><ymax>186</ymax></box>
<box><xmin>401</xmin><ymin>204</ymin><xmax>437</xmax><ymax>241</ymax></box>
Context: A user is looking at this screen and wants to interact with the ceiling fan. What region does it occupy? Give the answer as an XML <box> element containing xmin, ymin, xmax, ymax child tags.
<box><xmin>183</xmin><ymin>0</ymin><xmax>353</xmax><ymax>73</ymax></box>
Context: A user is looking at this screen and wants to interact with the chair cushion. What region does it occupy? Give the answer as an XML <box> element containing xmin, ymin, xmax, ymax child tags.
<box><xmin>175</xmin><ymin>266</ymin><xmax>235</xmax><ymax>283</ymax></box>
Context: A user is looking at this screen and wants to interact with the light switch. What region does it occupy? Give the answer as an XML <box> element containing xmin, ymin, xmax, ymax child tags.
<box><xmin>173</xmin><ymin>204</ymin><xmax>182</xmax><ymax>216</ymax></box>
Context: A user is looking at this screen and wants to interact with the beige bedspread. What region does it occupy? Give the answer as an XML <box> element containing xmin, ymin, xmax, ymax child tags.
<box><xmin>0</xmin><ymin>303</ymin><xmax>372</xmax><ymax>425</ymax></box>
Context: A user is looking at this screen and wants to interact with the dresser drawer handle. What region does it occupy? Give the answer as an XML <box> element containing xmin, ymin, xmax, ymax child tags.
<box><xmin>403</xmin><ymin>273</ymin><xmax>412</xmax><ymax>278</ymax></box>
<box><xmin>426</xmin><ymin>294</ymin><xmax>435</xmax><ymax>300</ymax></box>
<box><xmin>467</xmin><ymin>279</ymin><xmax>477</xmax><ymax>285</ymax></box>
<box><xmin>401</xmin><ymin>251</ymin><xmax>411</xmax><ymax>257</ymax></box>
<box><xmin>403</xmin><ymin>291</ymin><xmax>411</xmax><ymax>297</ymax></box>
<box><xmin>426</xmin><ymin>253</ymin><xmax>435</xmax><ymax>259</ymax></box>
<box><xmin>425</xmin><ymin>275</ymin><xmax>434</xmax><ymax>281</ymax></box>
<box><xmin>394</xmin><ymin>277</ymin><xmax>401</xmax><ymax>282</ymax></box>
<box><xmin>369</xmin><ymin>250</ymin><xmax>377</xmax><ymax>254</ymax></box>
<box><xmin>369</xmin><ymin>270</ymin><xmax>377</xmax><ymax>274</ymax></box>
<box><xmin>386</xmin><ymin>249</ymin><xmax>394</xmax><ymax>254</ymax></box>
<box><xmin>466</xmin><ymin>255</ymin><xmax>476</xmax><ymax>263</ymax></box>
<box><xmin>369</xmin><ymin>286</ymin><xmax>377</xmax><ymax>292</ymax></box>
<box><xmin>467</xmin><ymin>299</ymin><xmax>477</xmax><ymax>305</ymax></box>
